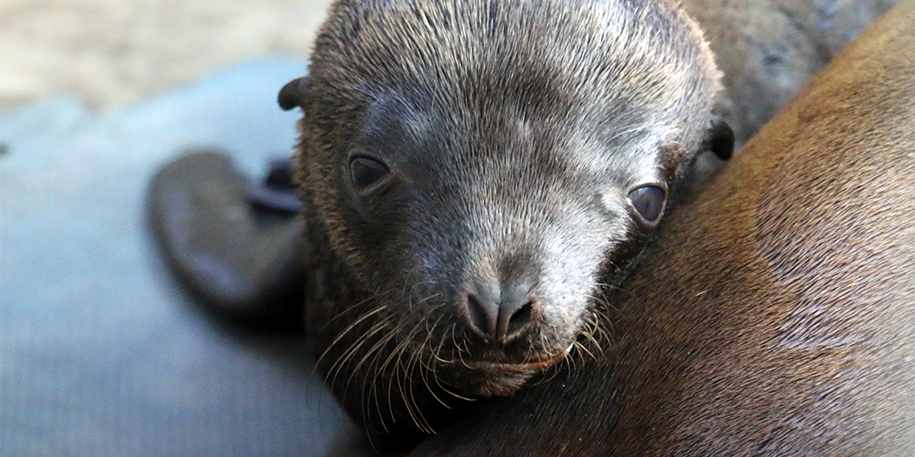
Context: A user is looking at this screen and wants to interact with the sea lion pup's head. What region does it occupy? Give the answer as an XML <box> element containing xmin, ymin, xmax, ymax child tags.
<box><xmin>283</xmin><ymin>0</ymin><xmax>728</xmax><ymax>441</ymax></box>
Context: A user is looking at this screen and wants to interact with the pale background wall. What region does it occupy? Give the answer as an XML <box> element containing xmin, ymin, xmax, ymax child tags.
<box><xmin>0</xmin><ymin>0</ymin><xmax>335</xmax><ymax>115</ymax></box>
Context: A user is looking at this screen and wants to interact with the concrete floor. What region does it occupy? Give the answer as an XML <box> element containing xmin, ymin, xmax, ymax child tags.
<box><xmin>0</xmin><ymin>0</ymin><xmax>333</xmax><ymax>115</ymax></box>
<box><xmin>1</xmin><ymin>3</ymin><xmax>368</xmax><ymax>455</ymax></box>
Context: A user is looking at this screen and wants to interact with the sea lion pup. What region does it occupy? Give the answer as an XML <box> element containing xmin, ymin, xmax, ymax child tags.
<box><xmin>680</xmin><ymin>0</ymin><xmax>900</xmax><ymax>147</ymax></box>
<box><xmin>279</xmin><ymin>0</ymin><xmax>732</xmax><ymax>449</ymax></box>
<box><xmin>410</xmin><ymin>1</ymin><xmax>915</xmax><ymax>454</ymax></box>
<box><xmin>676</xmin><ymin>0</ymin><xmax>900</xmax><ymax>185</ymax></box>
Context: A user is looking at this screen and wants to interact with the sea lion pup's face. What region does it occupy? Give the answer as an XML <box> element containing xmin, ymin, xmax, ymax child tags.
<box><xmin>287</xmin><ymin>0</ymin><xmax>725</xmax><ymax>401</ymax></box>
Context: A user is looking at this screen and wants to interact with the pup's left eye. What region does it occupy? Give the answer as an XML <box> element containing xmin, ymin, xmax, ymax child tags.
<box><xmin>628</xmin><ymin>185</ymin><xmax>667</xmax><ymax>224</ymax></box>
<box><xmin>350</xmin><ymin>156</ymin><xmax>389</xmax><ymax>191</ymax></box>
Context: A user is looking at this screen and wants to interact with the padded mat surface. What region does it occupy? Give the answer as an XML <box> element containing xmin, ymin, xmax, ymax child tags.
<box><xmin>0</xmin><ymin>58</ymin><xmax>358</xmax><ymax>457</ymax></box>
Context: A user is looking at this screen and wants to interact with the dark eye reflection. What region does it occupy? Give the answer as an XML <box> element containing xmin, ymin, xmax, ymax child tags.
<box><xmin>628</xmin><ymin>185</ymin><xmax>666</xmax><ymax>223</ymax></box>
<box><xmin>350</xmin><ymin>156</ymin><xmax>389</xmax><ymax>191</ymax></box>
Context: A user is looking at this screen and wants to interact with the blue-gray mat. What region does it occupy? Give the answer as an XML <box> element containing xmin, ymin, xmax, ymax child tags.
<box><xmin>0</xmin><ymin>57</ymin><xmax>360</xmax><ymax>457</ymax></box>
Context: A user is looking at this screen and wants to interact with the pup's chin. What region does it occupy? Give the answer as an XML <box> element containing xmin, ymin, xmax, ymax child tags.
<box><xmin>455</xmin><ymin>351</ymin><xmax>569</xmax><ymax>397</ymax></box>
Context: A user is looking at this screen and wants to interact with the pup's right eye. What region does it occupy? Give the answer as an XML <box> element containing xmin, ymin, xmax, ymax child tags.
<box><xmin>350</xmin><ymin>156</ymin><xmax>389</xmax><ymax>191</ymax></box>
<box><xmin>628</xmin><ymin>185</ymin><xmax>667</xmax><ymax>224</ymax></box>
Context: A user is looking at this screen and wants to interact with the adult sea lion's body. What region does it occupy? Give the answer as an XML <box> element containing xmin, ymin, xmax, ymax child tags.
<box><xmin>410</xmin><ymin>1</ymin><xmax>915</xmax><ymax>454</ymax></box>
<box><xmin>281</xmin><ymin>0</ymin><xmax>731</xmax><ymax>449</ymax></box>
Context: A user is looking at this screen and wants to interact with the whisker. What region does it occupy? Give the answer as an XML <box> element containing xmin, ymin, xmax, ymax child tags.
<box><xmin>416</xmin><ymin>317</ymin><xmax>456</xmax><ymax>411</ymax></box>
<box><xmin>326</xmin><ymin>315</ymin><xmax>394</xmax><ymax>392</ymax></box>
<box><xmin>343</xmin><ymin>321</ymin><xmax>401</xmax><ymax>398</ymax></box>
<box><xmin>317</xmin><ymin>303</ymin><xmax>389</xmax><ymax>367</ymax></box>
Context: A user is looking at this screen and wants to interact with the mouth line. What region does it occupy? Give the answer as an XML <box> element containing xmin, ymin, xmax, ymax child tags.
<box><xmin>457</xmin><ymin>343</ymin><xmax>574</xmax><ymax>372</ymax></box>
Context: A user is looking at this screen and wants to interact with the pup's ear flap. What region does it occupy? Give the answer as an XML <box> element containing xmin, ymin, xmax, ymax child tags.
<box><xmin>701</xmin><ymin>117</ymin><xmax>735</xmax><ymax>161</ymax></box>
<box><xmin>278</xmin><ymin>77</ymin><xmax>310</xmax><ymax>111</ymax></box>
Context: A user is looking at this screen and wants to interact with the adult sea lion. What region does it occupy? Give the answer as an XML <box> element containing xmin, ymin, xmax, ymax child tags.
<box><xmin>410</xmin><ymin>1</ymin><xmax>915</xmax><ymax>454</ymax></box>
<box><xmin>280</xmin><ymin>0</ymin><xmax>732</xmax><ymax>449</ymax></box>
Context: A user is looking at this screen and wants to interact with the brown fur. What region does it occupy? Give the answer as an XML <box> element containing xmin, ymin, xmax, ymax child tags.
<box><xmin>411</xmin><ymin>2</ymin><xmax>915</xmax><ymax>454</ymax></box>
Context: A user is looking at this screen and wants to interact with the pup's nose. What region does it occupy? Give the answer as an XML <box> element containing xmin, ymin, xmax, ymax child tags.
<box><xmin>464</xmin><ymin>281</ymin><xmax>535</xmax><ymax>343</ymax></box>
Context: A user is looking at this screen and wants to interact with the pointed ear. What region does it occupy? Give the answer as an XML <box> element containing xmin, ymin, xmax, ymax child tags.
<box><xmin>701</xmin><ymin>117</ymin><xmax>735</xmax><ymax>161</ymax></box>
<box><xmin>278</xmin><ymin>77</ymin><xmax>310</xmax><ymax>111</ymax></box>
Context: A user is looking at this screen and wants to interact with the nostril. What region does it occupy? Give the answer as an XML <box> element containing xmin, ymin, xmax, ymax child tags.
<box><xmin>464</xmin><ymin>281</ymin><xmax>537</xmax><ymax>342</ymax></box>
<box><xmin>506</xmin><ymin>300</ymin><xmax>533</xmax><ymax>336</ymax></box>
<box><xmin>466</xmin><ymin>293</ymin><xmax>498</xmax><ymax>338</ymax></box>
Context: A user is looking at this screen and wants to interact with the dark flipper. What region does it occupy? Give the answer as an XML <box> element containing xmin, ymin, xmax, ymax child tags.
<box><xmin>147</xmin><ymin>150</ymin><xmax>306</xmax><ymax>331</ymax></box>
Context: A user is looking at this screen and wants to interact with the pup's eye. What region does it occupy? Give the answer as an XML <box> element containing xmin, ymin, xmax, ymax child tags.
<box><xmin>628</xmin><ymin>185</ymin><xmax>667</xmax><ymax>224</ymax></box>
<box><xmin>350</xmin><ymin>156</ymin><xmax>389</xmax><ymax>191</ymax></box>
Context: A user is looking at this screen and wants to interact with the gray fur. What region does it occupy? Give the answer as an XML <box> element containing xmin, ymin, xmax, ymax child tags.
<box><xmin>289</xmin><ymin>0</ymin><xmax>721</xmax><ymax>449</ymax></box>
